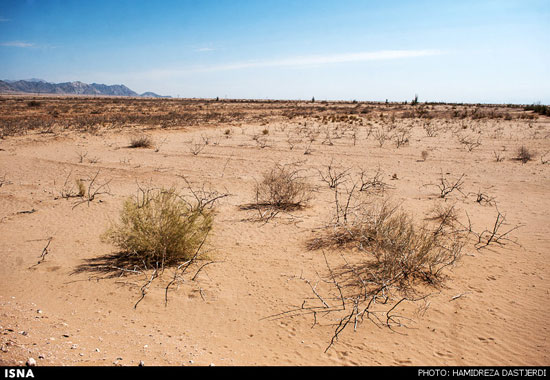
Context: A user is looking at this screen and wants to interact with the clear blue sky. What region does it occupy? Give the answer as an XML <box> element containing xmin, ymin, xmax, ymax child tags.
<box><xmin>1</xmin><ymin>0</ymin><xmax>549</xmax><ymax>103</ymax></box>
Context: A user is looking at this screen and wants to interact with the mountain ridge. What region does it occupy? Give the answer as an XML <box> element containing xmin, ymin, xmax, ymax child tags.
<box><xmin>0</xmin><ymin>79</ymin><xmax>169</xmax><ymax>98</ymax></box>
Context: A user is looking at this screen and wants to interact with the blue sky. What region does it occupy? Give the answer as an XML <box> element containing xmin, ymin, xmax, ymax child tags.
<box><xmin>0</xmin><ymin>0</ymin><xmax>549</xmax><ymax>103</ymax></box>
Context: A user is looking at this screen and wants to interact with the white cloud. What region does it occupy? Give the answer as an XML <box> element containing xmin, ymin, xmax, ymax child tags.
<box><xmin>144</xmin><ymin>49</ymin><xmax>444</xmax><ymax>78</ymax></box>
<box><xmin>0</xmin><ymin>41</ymin><xmax>35</xmax><ymax>48</ymax></box>
<box><xmin>216</xmin><ymin>49</ymin><xmax>443</xmax><ymax>70</ymax></box>
<box><xmin>196</xmin><ymin>47</ymin><xmax>215</xmax><ymax>52</ymax></box>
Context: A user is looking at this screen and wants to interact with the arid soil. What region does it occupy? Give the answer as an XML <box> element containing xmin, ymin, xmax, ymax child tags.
<box><xmin>0</xmin><ymin>96</ymin><xmax>548</xmax><ymax>366</ymax></box>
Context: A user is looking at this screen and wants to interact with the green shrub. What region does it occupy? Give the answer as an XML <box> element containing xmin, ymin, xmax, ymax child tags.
<box><xmin>103</xmin><ymin>188</ymin><xmax>213</xmax><ymax>266</ymax></box>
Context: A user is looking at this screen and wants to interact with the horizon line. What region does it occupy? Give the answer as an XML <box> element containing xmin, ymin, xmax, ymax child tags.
<box><xmin>0</xmin><ymin>91</ymin><xmax>546</xmax><ymax>106</ymax></box>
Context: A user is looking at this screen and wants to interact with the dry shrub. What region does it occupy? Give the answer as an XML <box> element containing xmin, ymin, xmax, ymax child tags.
<box><xmin>287</xmin><ymin>199</ymin><xmax>466</xmax><ymax>351</ymax></box>
<box><xmin>27</xmin><ymin>100</ymin><xmax>41</xmax><ymax>108</ymax></box>
<box><xmin>59</xmin><ymin>174</ymin><xmax>86</xmax><ymax>199</ymax></box>
<box><xmin>129</xmin><ymin>134</ymin><xmax>154</xmax><ymax>148</ymax></box>
<box><xmin>515</xmin><ymin>145</ymin><xmax>535</xmax><ymax>163</ymax></box>
<box><xmin>426</xmin><ymin>203</ymin><xmax>458</xmax><ymax>230</ymax></box>
<box><xmin>308</xmin><ymin>200</ymin><xmax>464</xmax><ymax>285</ymax></box>
<box><xmin>431</xmin><ymin>172</ymin><xmax>465</xmax><ymax>199</ymax></box>
<box><xmin>254</xmin><ymin>163</ymin><xmax>312</xmax><ymax>211</ymax></box>
<box><xmin>103</xmin><ymin>188</ymin><xmax>213</xmax><ymax>267</ymax></box>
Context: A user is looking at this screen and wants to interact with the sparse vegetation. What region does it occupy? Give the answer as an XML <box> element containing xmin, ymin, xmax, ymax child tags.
<box><xmin>301</xmin><ymin>198</ymin><xmax>465</xmax><ymax>351</ymax></box>
<box><xmin>430</xmin><ymin>172</ymin><xmax>466</xmax><ymax>199</ymax></box>
<box><xmin>473</xmin><ymin>206</ymin><xmax>522</xmax><ymax>249</ymax></box>
<box><xmin>190</xmin><ymin>139</ymin><xmax>207</xmax><ymax>155</ymax></box>
<box><xmin>0</xmin><ymin>95</ymin><xmax>544</xmax><ymax>363</ymax></box>
<box><xmin>242</xmin><ymin>163</ymin><xmax>312</xmax><ymax>222</ymax></box>
<box><xmin>493</xmin><ymin>150</ymin><xmax>505</xmax><ymax>162</ymax></box>
<box><xmin>27</xmin><ymin>100</ymin><xmax>41</xmax><ymax>108</ymax></box>
<box><xmin>514</xmin><ymin>145</ymin><xmax>535</xmax><ymax>163</ymax></box>
<box><xmin>393</xmin><ymin>127</ymin><xmax>410</xmax><ymax>148</ymax></box>
<box><xmin>524</xmin><ymin>103</ymin><xmax>550</xmax><ymax>116</ymax></box>
<box><xmin>458</xmin><ymin>134</ymin><xmax>482</xmax><ymax>152</ymax></box>
<box><xmin>129</xmin><ymin>134</ymin><xmax>154</xmax><ymax>148</ymax></box>
<box><xmin>318</xmin><ymin>159</ymin><xmax>350</xmax><ymax>189</ymax></box>
<box><xmin>103</xmin><ymin>187</ymin><xmax>213</xmax><ymax>267</ymax></box>
<box><xmin>253</xmin><ymin>163</ymin><xmax>311</xmax><ymax>211</ymax></box>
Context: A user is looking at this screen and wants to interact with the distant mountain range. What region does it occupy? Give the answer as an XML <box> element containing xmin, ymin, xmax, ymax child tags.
<box><xmin>0</xmin><ymin>79</ymin><xmax>170</xmax><ymax>98</ymax></box>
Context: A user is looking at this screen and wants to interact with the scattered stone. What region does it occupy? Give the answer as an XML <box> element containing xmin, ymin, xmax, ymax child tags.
<box><xmin>71</xmin><ymin>344</ymin><xmax>78</xmax><ymax>349</ymax></box>
<box><xmin>209</xmin><ymin>363</ymin><xmax>215</xmax><ymax>367</ymax></box>
<box><xmin>26</xmin><ymin>357</ymin><xmax>36</xmax><ymax>367</ymax></box>
<box><xmin>138</xmin><ymin>360</ymin><xmax>145</xmax><ymax>367</ymax></box>
<box><xmin>95</xmin><ymin>348</ymin><xmax>100</xmax><ymax>353</ymax></box>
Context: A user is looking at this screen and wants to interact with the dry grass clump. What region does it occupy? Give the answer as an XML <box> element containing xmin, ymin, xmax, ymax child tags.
<box><xmin>241</xmin><ymin>163</ymin><xmax>313</xmax><ymax>222</ymax></box>
<box><xmin>289</xmin><ymin>199</ymin><xmax>466</xmax><ymax>351</ymax></box>
<box><xmin>253</xmin><ymin>163</ymin><xmax>312</xmax><ymax>211</ymax></box>
<box><xmin>27</xmin><ymin>100</ymin><xmax>42</xmax><ymax>108</ymax></box>
<box><xmin>308</xmin><ymin>201</ymin><xmax>464</xmax><ymax>284</ymax></box>
<box><xmin>129</xmin><ymin>134</ymin><xmax>154</xmax><ymax>148</ymax></box>
<box><xmin>426</xmin><ymin>203</ymin><xmax>459</xmax><ymax>230</ymax></box>
<box><xmin>59</xmin><ymin>176</ymin><xmax>86</xmax><ymax>199</ymax></box>
<box><xmin>103</xmin><ymin>188</ymin><xmax>213</xmax><ymax>267</ymax></box>
<box><xmin>514</xmin><ymin>145</ymin><xmax>535</xmax><ymax>163</ymax></box>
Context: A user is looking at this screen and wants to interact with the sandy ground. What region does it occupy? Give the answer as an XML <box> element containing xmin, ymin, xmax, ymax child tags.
<box><xmin>0</xmin><ymin>99</ymin><xmax>549</xmax><ymax>366</ymax></box>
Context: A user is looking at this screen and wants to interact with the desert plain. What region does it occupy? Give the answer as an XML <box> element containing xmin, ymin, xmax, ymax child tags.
<box><xmin>0</xmin><ymin>96</ymin><xmax>548</xmax><ymax>366</ymax></box>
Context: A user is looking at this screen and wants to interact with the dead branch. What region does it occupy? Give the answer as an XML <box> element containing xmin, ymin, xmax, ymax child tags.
<box><xmin>318</xmin><ymin>159</ymin><xmax>351</xmax><ymax>189</ymax></box>
<box><xmin>475</xmin><ymin>206</ymin><xmax>523</xmax><ymax>249</ymax></box>
<box><xmin>427</xmin><ymin>172</ymin><xmax>466</xmax><ymax>199</ymax></box>
<box><xmin>72</xmin><ymin>170</ymin><xmax>112</xmax><ymax>209</ymax></box>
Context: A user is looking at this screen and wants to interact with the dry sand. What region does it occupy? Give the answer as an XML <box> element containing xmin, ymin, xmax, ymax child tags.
<box><xmin>0</xmin><ymin>98</ymin><xmax>548</xmax><ymax>366</ymax></box>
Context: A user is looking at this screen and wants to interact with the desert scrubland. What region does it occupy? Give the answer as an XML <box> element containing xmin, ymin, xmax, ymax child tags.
<box><xmin>0</xmin><ymin>96</ymin><xmax>549</xmax><ymax>366</ymax></box>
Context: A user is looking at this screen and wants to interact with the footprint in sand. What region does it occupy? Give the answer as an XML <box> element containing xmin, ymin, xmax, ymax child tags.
<box><xmin>435</xmin><ymin>350</ymin><xmax>453</xmax><ymax>358</ymax></box>
<box><xmin>396</xmin><ymin>359</ymin><xmax>412</xmax><ymax>364</ymax></box>
<box><xmin>478</xmin><ymin>336</ymin><xmax>495</xmax><ymax>343</ymax></box>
